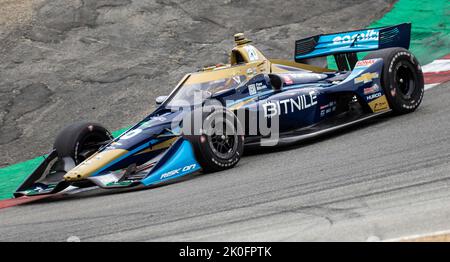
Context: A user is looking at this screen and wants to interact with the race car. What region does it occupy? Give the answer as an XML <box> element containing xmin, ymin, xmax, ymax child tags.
<box><xmin>14</xmin><ymin>23</ymin><xmax>424</xmax><ymax>197</ymax></box>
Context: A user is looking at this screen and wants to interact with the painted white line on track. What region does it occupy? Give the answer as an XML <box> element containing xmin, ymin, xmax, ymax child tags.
<box><xmin>422</xmin><ymin>54</ymin><xmax>450</xmax><ymax>89</ymax></box>
<box><xmin>425</xmin><ymin>83</ymin><xmax>439</xmax><ymax>90</ymax></box>
<box><xmin>422</xmin><ymin>59</ymin><xmax>450</xmax><ymax>73</ymax></box>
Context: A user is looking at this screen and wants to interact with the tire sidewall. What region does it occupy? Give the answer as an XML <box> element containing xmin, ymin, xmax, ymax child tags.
<box><xmin>54</xmin><ymin>122</ymin><xmax>112</xmax><ymax>164</ymax></box>
<box><xmin>72</xmin><ymin>126</ymin><xmax>112</xmax><ymax>164</ymax></box>
<box><xmin>364</xmin><ymin>48</ymin><xmax>424</xmax><ymax>114</ymax></box>
<box><xmin>204</xmin><ymin>110</ymin><xmax>244</xmax><ymax>167</ymax></box>
<box><xmin>184</xmin><ymin>107</ymin><xmax>244</xmax><ymax>172</ymax></box>
<box><xmin>383</xmin><ymin>50</ymin><xmax>424</xmax><ymax>113</ymax></box>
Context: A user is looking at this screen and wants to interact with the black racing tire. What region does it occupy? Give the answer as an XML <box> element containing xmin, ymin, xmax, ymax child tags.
<box><xmin>183</xmin><ymin>106</ymin><xmax>244</xmax><ymax>173</ymax></box>
<box><xmin>54</xmin><ymin>121</ymin><xmax>113</xmax><ymax>164</ymax></box>
<box><xmin>363</xmin><ymin>47</ymin><xmax>424</xmax><ymax>114</ymax></box>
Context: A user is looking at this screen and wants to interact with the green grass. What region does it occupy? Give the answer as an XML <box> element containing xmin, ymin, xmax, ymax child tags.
<box><xmin>0</xmin><ymin>156</ymin><xmax>46</xmax><ymax>200</ymax></box>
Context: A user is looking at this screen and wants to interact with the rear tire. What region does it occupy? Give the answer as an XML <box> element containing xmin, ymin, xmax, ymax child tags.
<box><xmin>363</xmin><ymin>47</ymin><xmax>424</xmax><ymax>114</ymax></box>
<box><xmin>54</xmin><ymin>121</ymin><xmax>113</xmax><ymax>164</ymax></box>
<box><xmin>183</xmin><ymin>106</ymin><xmax>244</xmax><ymax>173</ymax></box>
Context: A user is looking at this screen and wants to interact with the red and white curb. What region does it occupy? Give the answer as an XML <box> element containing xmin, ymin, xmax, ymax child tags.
<box><xmin>0</xmin><ymin>195</ymin><xmax>55</xmax><ymax>209</ymax></box>
<box><xmin>423</xmin><ymin>54</ymin><xmax>450</xmax><ymax>90</ymax></box>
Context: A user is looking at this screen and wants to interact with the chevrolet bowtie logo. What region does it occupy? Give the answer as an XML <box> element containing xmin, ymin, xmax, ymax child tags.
<box><xmin>355</xmin><ymin>72</ymin><xmax>379</xmax><ymax>84</ymax></box>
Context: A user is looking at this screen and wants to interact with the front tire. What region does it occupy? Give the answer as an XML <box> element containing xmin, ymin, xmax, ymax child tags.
<box><xmin>183</xmin><ymin>107</ymin><xmax>244</xmax><ymax>173</ymax></box>
<box><xmin>54</xmin><ymin>121</ymin><xmax>113</xmax><ymax>164</ymax></box>
<box><xmin>363</xmin><ymin>47</ymin><xmax>424</xmax><ymax>114</ymax></box>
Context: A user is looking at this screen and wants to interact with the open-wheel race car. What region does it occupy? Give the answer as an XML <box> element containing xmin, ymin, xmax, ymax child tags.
<box><xmin>15</xmin><ymin>23</ymin><xmax>424</xmax><ymax>197</ymax></box>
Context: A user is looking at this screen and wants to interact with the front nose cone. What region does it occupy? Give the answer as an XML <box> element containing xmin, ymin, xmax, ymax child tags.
<box><xmin>63</xmin><ymin>149</ymin><xmax>129</xmax><ymax>182</ymax></box>
<box><xmin>64</xmin><ymin>170</ymin><xmax>83</xmax><ymax>181</ymax></box>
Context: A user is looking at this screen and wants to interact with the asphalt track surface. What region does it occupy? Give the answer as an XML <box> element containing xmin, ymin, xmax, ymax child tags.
<box><xmin>0</xmin><ymin>82</ymin><xmax>449</xmax><ymax>241</ymax></box>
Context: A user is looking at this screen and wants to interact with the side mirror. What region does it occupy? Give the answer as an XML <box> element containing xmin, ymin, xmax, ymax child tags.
<box><xmin>268</xmin><ymin>74</ymin><xmax>283</xmax><ymax>92</ymax></box>
<box><xmin>155</xmin><ymin>95</ymin><xmax>168</xmax><ymax>105</ymax></box>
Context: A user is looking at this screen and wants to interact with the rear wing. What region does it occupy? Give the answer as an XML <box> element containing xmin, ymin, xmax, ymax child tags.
<box><xmin>295</xmin><ymin>23</ymin><xmax>411</xmax><ymax>69</ymax></box>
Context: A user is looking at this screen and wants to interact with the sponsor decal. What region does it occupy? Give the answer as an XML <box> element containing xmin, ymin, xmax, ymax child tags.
<box><xmin>246</xmin><ymin>67</ymin><xmax>257</xmax><ymax>76</ymax></box>
<box><xmin>283</xmin><ymin>75</ymin><xmax>293</xmax><ymax>85</ymax></box>
<box><xmin>121</xmin><ymin>128</ymin><xmax>143</xmax><ymax>139</ymax></box>
<box><xmin>248</xmin><ymin>82</ymin><xmax>268</xmax><ymax>96</ymax></box>
<box><xmin>105</xmin><ymin>180</ymin><xmax>134</xmax><ymax>187</ymax></box>
<box><xmin>355</xmin><ymin>59</ymin><xmax>377</xmax><ymax>68</ymax></box>
<box><xmin>248</xmin><ymin>84</ymin><xmax>257</xmax><ymax>95</ymax></box>
<box><xmin>244</xmin><ymin>46</ymin><xmax>259</xmax><ymax>61</ymax></box>
<box><xmin>374</xmin><ymin>100</ymin><xmax>388</xmax><ymax>112</ymax></box>
<box><xmin>368</xmin><ymin>95</ymin><xmax>389</xmax><ymax>113</ymax></box>
<box><xmin>255</xmin><ymin>82</ymin><xmax>267</xmax><ymax>91</ymax></box>
<box><xmin>96</xmin><ymin>174</ymin><xmax>119</xmax><ymax>185</ymax></box>
<box><xmin>320</xmin><ymin>107</ymin><xmax>336</xmax><ymax>117</ymax></box>
<box><xmin>332</xmin><ymin>29</ymin><xmax>379</xmax><ymax>45</ymax></box>
<box><xmin>319</xmin><ymin>101</ymin><xmax>336</xmax><ymax>110</ymax></box>
<box><xmin>263</xmin><ymin>91</ymin><xmax>317</xmax><ymax>118</ymax></box>
<box><xmin>355</xmin><ymin>72</ymin><xmax>379</xmax><ymax>84</ymax></box>
<box><xmin>151</xmin><ymin>116</ymin><xmax>167</xmax><ymax>122</ymax></box>
<box><xmin>232</xmin><ymin>75</ymin><xmax>241</xmax><ymax>84</ymax></box>
<box><xmin>366</xmin><ymin>92</ymin><xmax>382</xmax><ymax>101</ymax></box>
<box><xmin>363</xmin><ymin>84</ymin><xmax>381</xmax><ymax>95</ymax></box>
<box><xmin>34</xmin><ymin>186</ymin><xmax>44</xmax><ymax>192</ymax></box>
<box><xmin>319</xmin><ymin>101</ymin><xmax>337</xmax><ymax>117</ymax></box>
<box><xmin>160</xmin><ymin>164</ymin><xmax>197</xmax><ymax>179</ymax></box>
<box><xmin>283</xmin><ymin>73</ymin><xmax>326</xmax><ymax>82</ymax></box>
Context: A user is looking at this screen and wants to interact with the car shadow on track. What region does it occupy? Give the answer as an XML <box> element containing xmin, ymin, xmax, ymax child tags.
<box><xmin>243</xmin><ymin>114</ymin><xmax>393</xmax><ymax>157</ymax></box>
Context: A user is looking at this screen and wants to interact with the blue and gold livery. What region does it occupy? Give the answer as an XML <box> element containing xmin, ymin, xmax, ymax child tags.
<box><xmin>15</xmin><ymin>23</ymin><xmax>423</xmax><ymax>197</ymax></box>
